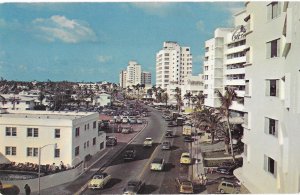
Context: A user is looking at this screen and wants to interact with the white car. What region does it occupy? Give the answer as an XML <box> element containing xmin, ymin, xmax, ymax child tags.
<box><xmin>143</xmin><ymin>137</ymin><xmax>153</xmax><ymax>147</ymax></box>
<box><xmin>150</xmin><ymin>158</ymin><xmax>165</xmax><ymax>171</ymax></box>
<box><xmin>122</xmin><ymin>116</ymin><xmax>129</xmax><ymax>123</ymax></box>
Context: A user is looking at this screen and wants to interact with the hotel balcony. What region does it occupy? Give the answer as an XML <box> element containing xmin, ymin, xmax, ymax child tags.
<box><xmin>230</xmin><ymin>100</ymin><xmax>244</xmax><ymax>112</ymax></box>
<box><xmin>225</xmin><ymin>79</ymin><xmax>245</xmax><ymax>86</ymax></box>
<box><xmin>235</xmin><ymin>90</ymin><xmax>245</xmax><ymax>98</ymax></box>
<box><xmin>224</xmin><ymin>56</ymin><xmax>246</xmax><ymax>65</ymax></box>
<box><xmin>226</xmin><ymin>45</ymin><xmax>246</xmax><ymax>55</ymax></box>
<box><xmin>225</xmin><ymin>68</ymin><xmax>245</xmax><ymax>75</ymax></box>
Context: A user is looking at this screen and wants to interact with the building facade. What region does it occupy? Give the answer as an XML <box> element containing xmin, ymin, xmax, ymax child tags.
<box><xmin>126</xmin><ymin>61</ymin><xmax>142</xmax><ymax>87</ymax></box>
<box><xmin>0</xmin><ymin>94</ymin><xmax>36</xmax><ymax>111</ymax></box>
<box><xmin>234</xmin><ymin>2</ymin><xmax>300</xmax><ymax>193</ymax></box>
<box><xmin>0</xmin><ymin>110</ymin><xmax>106</xmax><ymax>167</ymax></box>
<box><xmin>156</xmin><ymin>41</ymin><xmax>193</xmax><ymax>90</ymax></box>
<box><xmin>119</xmin><ymin>70</ymin><xmax>127</xmax><ymax>88</ymax></box>
<box><xmin>141</xmin><ymin>71</ymin><xmax>152</xmax><ymax>87</ymax></box>
<box><xmin>203</xmin><ymin>10</ymin><xmax>246</xmax><ymax>117</ymax></box>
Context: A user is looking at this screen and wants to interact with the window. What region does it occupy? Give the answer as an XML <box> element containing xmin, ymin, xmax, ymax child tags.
<box><xmin>264</xmin><ymin>155</ymin><xmax>277</xmax><ymax>177</ymax></box>
<box><xmin>5</xmin><ymin>146</ymin><xmax>16</xmax><ymax>155</ymax></box>
<box><xmin>93</xmin><ymin>137</ymin><xmax>96</xmax><ymax>145</ymax></box>
<box><xmin>100</xmin><ymin>142</ymin><xmax>104</xmax><ymax>150</ymax></box>
<box><xmin>93</xmin><ymin>121</ymin><xmax>97</xmax><ymax>129</ymax></box>
<box><xmin>87</xmin><ymin>141</ymin><xmax>89</xmax><ymax>147</ymax></box>
<box><xmin>84</xmin><ymin>142</ymin><xmax>86</xmax><ymax>149</ymax></box>
<box><xmin>267</xmin><ymin>2</ymin><xmax>281</xmax><ymax>20</ymax></box>
<box><xmin>75</xmin><ymin>127</ymin><xmax>80</xmax><ymax>137</ymax></box>
<box><xmin>55</xmin><ymin>129</ymin><xmax>60</xmax><ymax>138</ymax></box>
<box><xmin>27</xmin><ymin>128</ymin><xmax>38</xmax><ymax>137</ymax></box>
<box><xmin>6</xmin><ymin>127</ymin><xmax>17</xmax><ymax>136</ymax></box>
<box><xmin>27</xmin><ymin>147</ymin><xmax>38</xmax><ymax>157</ymax></box>
<box><xmin>265</xmin><ymin>117</ymin><xmax>278</xmax><ymax>137</ymax></box>
<box><xmin>55</xmin><ymin>149</ymin><xmax>60</xmax><ymax>158</ymax></box>
<box><xmin>75</xmin><ymin>146</ymin><xmax>79</xmax><ymax>156</ymax></box>
<box><xmin>266</xmin><ymin>79</ymin><xmax>279</xmax><ymax>96</ymax></box>
<box><xmin>267</xmin><ymin>39</ymin><xmax>280</xmax><ymax>58</ymax></box>
<box><xmin>87</xmin><ymin>124</ymin><xmax>89</xmax><ymax>130</ymax></box>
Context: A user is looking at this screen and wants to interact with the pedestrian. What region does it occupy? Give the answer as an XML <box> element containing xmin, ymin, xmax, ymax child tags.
<box><xmin>24</xmin><ymin>184</ymin><xmax>31</xmax><ymax>195</ymax></box>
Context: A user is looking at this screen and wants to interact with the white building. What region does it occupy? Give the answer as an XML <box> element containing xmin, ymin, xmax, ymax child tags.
<box><xmin>234</xmin><ymin>2</ymin><xmax>300</xmax><ymax>193</ymax></box>
<box><xmin>203</xmin><ymin>10</ymin><xmax>246</xmax><ymax>117</ymax></box>
<box><xmin>94</xmin><ymin>93</ymin><xmax>111</xmax><ymax>107</ymax></box>
<box><xmin>182</xmin><ymin>74</ymin><xmax>204</xmax><ymax>109</ymax></box>
<box><xmin>0</xmin><ymin>110</ymin><xmax>106</xmax><ymax>167</ymax></box>
<box><xmin>126</xmin><ymin>61</ymin><xmax>142</xmax><ymax>87</ymax></box>
<box><xmin>0</xmin><ymin>94</ymin><xmax>36</xmax><ymax>111</ymax></box>
<box><xmin>156</xmin><ymin>41</ymin><xmax>193</xmax><ymax>90</ymax></box>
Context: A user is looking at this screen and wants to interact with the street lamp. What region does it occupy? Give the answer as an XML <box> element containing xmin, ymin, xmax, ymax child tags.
<box><xmin>38</xmin><ymin>143</ymin><xmax>57</xmax><ymax>195</ymax></box>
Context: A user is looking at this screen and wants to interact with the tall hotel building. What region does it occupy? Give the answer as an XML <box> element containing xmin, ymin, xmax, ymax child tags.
<box><xmin>203</xmin><ymin>10</ymin><xmax>246</xmax><ymax>118</ymax></box>
<box><xmin>119</xmin><ymin>70</ymin><xmax>127</xmax><ymax>88</ymax></box>
<box><xmin>234</xmin><ymin>2</ymin><xmax>300</xmax><ymax>193</ymax></box>
<box><xmin>141</xmin><ymin>71</ymin><xmax>152</xmax><ymax>87</ymax></box>
<box><xmin>156</xmin><ymin>41</ymin><xmax>193</xmax><ymax>90</ymax></box>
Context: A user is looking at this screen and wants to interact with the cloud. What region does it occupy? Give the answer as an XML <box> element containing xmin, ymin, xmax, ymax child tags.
<box><xmin>32</xmin><ymin>15</ymin><xmax>97</xmax><ymax>43</ymax></box>
<box><xmin>196</xmin><ymin>20</ymin><xmax>205</xmax><ymax>32</ymax></box>
<box><xmin>131</xmin><ymin>2</ymin><xmax>174</xmax><ymax>16</ymax></box>
<box><xmin>97</xmin><ymin>55</ymin><xmax>112</xmax><ymax>63</ymax></box>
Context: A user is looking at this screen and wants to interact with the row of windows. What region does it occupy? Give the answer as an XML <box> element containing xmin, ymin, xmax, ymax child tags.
<box><xmin>245</xmin><ymin>79</ymin><xmax>279</xmax><ymax>97</ymax></box>
<box><xmin>75</xmin><ymin>138</ymin><xmax>102</xmax><ymax>156</ymax></box>
<box><xmin>6</xmin><ymin>127</ymin><xmax>61</xmax><ymax>138</ymax></box>
<box><xmin>5</xmin><ymin>146</ymin><xmax>61</xmax><ymax>158</ymax></box>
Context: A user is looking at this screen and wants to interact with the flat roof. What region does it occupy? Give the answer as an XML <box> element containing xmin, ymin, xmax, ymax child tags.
<box><xmin>0</xmin><ymin>110</ymin><xmax>98</xmax><ymax>120</ymax></box>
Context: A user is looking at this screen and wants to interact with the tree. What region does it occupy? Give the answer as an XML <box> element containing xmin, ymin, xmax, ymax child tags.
<box><xmin>152</xmin><ymin>85</ymin><xmax>158</xmax><ymax>102</ymax></box>
<box><xmin>193</xmin><ymin>91</ymin><xmax>206</xmax><ymax>111</ymax></box>
<box><xmin>174</xmin><ymin>87</ymin><xmax>182</xmax><ymax>112</ymax></box>
<box><xmin>161</xmin><ymin>92</ymin><xmax>169</xmax><ymax>106</ymax></box>
<box><xmin>193</xmin><ymin>108</ymin><xmax>223</xmax><ymax>144</ymax></box>
<box><xmin>184</xmin><ymin>92</ymin><xmax>193</xmax><ymax>107</ymax></box>
<box><xmin>216</xmin><ymin>87</ymin><xmax>237</xmax><ymax>162</ymax></box>
<box><xmin>38</xmin><ymin>92</ymin><xmax>45</xmax><ymax>105</ymax></box>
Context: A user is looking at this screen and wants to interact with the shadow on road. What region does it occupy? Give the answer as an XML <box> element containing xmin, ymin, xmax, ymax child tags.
<box><xmin>163</xmin><ymin>163</ymin><xmax>175</xmax><ymax>172</ymax></box>
<box><xmin>105</xmin><ymin>178</ymin><xmax>122</xmax><ymax>189</ymax></box>
<box><xmin>141</xmin><ymin>184</ymin><xmax>158</xmax><ymax>194</ymax></box>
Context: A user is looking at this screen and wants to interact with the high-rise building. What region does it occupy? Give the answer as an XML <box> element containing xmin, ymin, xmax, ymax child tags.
<box><xmin>119</xmin><ymin>70</ymin><xmax>127</xmax><ymax>88</ymax></box>
<box><xmin>156</xmin><ymin>41</ymin><xmax>193</xmax><ymax>90</ymax></box>
<box><xmin>203</xmin><ymin>10</ymin><xmax>246</xmax><ymax>118</ymax></box>
<box><xmin>141</xmin><ymin>71</ymin><xmax>151</xmax><ymax>86</ymax></box>
<box><xmin>126</xmin><ymin>61</ymin><xmax>141</xmax><ymax>87</ymax></box>
<box><xmin>234</xmin><ymin>2</ymin><xmax>300</xmax><ymax>193</ymax></box>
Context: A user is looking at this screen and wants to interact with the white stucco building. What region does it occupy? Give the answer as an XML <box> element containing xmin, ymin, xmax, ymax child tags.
<box><xmin>0</xmin><ymin>110</ymin><xmax>106</xmax><ymax>167</ymax></box>
<box><xmin>0</xmin><ymin>94</ymin><xmax>36</xmax><ymax>111</ymax></box>
<box><xmin>203</xmin><ymin>10</ymin><xmax>246</xmax><ymax>117</ymax></box>
<box><xmin>156</xmin><ymin>41</ymin><xmax>193</xmax><ymax>90</ymax></box>
<box><xmin>119</xmin><ymin>70</ymin><xmax>127</xmax><ymax>88</ymax></box>
<box><xmin>234</xmin><ymin>2</ymin><xmax>300</xmax><ymax>193</ymax></box>
<box><xmin>93</xmin><ymin>93</ymin><xmax>111</xmax><ymax>107</ymax></box>
<box><xmin>126</xmin><ymin>61</ymin><xmax>142</xmax><ymax>87</ymax></box>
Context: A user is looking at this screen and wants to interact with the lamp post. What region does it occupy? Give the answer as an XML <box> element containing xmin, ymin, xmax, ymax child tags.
<box><xmin>38</xmin><ymin>143</ymin><xmax>57</xmax><ymax>195</ymax></box>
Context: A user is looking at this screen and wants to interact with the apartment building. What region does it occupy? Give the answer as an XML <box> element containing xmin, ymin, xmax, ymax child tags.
<box><xmin>0</xmin><ymin>110</ymin><xmax>106</xmax><ymax>167</ymax></box>
<box><xmin>203</xmin><ymin>10</ymin><xmax>246</xmax><ymax>117</ymax></box>
<box><xmin>0</xmin><ymin>94</ymin><xmax>36</xmax><ymax>111</ymax></box>
<box><xmin>234</xmin><ymin>2</ymin><xmax>300</xmax><ymax>193</ymax></box>
<box><xmin>141</xmin><ymin>71</ymin><xmax>152</xmax><ymax>87</ymax></box>
<box><xmin>119</xmin><ymin>70</ymin><xmax>127</xmax><ymax>88</ymax></box>
<box><xmin>156</xmin><ymin>41</ymin><xmax>193</xmax><ymax>90</ymax></box>
<box><xmin>126</xmin><ymin>61</ymin><xmax>142</xmax><ymax>87</ymax></box>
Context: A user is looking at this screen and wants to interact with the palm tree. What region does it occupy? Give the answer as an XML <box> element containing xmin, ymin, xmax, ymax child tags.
<box><xmin>174</xmin><ymin>87</ymin><xmax>182</xmax><ymax>112</ymax></box>
<box><xmin>193</xmin><ymin>108</ymin><xmax>224</xmax><ymax>144</ymax></box>
<box><xmin>194</xmin><ymin>91</ymin><xmax>206</xmax><ymax>111</ymax></box>
<box><xmin>161</xmin><ymin>92</ymin><xmax>169</xmax><ymax>106</ymax></box>
<box><xmin>38</xmin><ymin>92</ymin><xmax>45</xmax><ymax>105</ymax></box>
<box><xmin>184</xmin><ymin>92</ymin><xmax>193</xmax><ymax>107</ymax></box>
<box><xmin>216</xmin><ymin>87</ymin><xmax>237</xmax><ymax>162</ymax></box>
<box><xmin>133</xmin><ymin>84</ymin><xmax>141</xmax><ymax>100</ymax></box>
<box><xmin>152</xmin><ymin>85</ymin><xmax>158</xmax><ymax>102</ymax></box>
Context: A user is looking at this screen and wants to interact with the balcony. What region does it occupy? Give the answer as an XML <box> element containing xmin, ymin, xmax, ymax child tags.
<box><xmin>225</xmin><ymin>79</ymin><xmax>245</xmax><ymax>86</ymax></box>
<box><xmin>235</xmin><ymin>90</ymin><xmax>245</xmax><ymax>97</ymax></box>
<box><xmin>225</xmin><ymin>68</ymin><xmax>245</xmax><ymax>75</ymax></box>
<box><xmin>226</xmin><ymin>45</ymin><xmax>246</xmax><ymax>55</ymax></box>
<box><xmin>230</xmin><ymin>100</ymin><xmax>244</xmax><ymax>112</ymax></box>
<box><xmin>225</xmin><ymin>56</ymin><xmax>246</xmax><ymax>65</ymax></box>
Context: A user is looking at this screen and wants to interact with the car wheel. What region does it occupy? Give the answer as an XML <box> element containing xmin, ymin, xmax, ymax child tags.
<box><xmin>220</xmin><ymin>189</ymin><xmax>225</xmax><ymax>194</ymax></box>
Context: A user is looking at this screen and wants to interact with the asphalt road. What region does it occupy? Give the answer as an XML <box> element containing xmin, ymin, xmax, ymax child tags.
<box><xmin>82</xmin><ymin>107</ymin><xmax>191</xmax><ymax>194</ymax></box>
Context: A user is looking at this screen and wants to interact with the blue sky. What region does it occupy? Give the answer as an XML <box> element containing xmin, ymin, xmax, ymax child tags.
<box><xmin>0</xmin><ymin>2</ymin><xmax>244</xmax><ymax>83</ymax></box>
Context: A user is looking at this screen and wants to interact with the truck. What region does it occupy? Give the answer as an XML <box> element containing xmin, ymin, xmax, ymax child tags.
<box><xmin>182</xmin><ymin>125</ymin><xmax>192</xmax><ymax>136</ymax></box>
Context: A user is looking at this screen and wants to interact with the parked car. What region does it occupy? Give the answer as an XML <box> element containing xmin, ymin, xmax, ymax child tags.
<box><xmin>143</xmin><ymin>137</ymin><xmax>153</xmax><ymax>147</ymax></box>
<box><xmin>180</xmin><ymin>152</ymin><xmax>192</xmax><ymax>165</ymax></box>
<box><xmin>136</xmin><ymin>118</ymin><xmax>143</xmax><ymax>124</ymax></box>
<box><xmin>165</xmin><ymin>130</ymin><xmax>174</xmax><ymax>138</ymax></box>
<box><xmin>175</xmin><ymin>177</ymin><xmax>194</xmax><ymax>194</ymax></box>
<box><xmin>216</xmin><ymin>166</ymin><xmax>235</xmax><ymax>175</ymax></box>
<box><xmin>164</xmin><ymin>116</ymin><xmax>173</xmax><ymax>121</ymax></box>
<box><xmin>218</xmin><ymin>181</ymin><xmax>240</xmax><ymax>194</ymax></box>
<box><xmin>123</xmin><ymin>149</ymin><xmax>136</xmax><ymax>161</ymax></box>
<box><xmin>129</xmin><ymin>117</ymin><xmax>137</xmax><ymax>124</ymax></box>
<box><xmin>161</xmin><ymin>141</ymin><xmax>171</xmax><ymax>150</ymax></box>
<box><xmin>167</xmin><ymin>121</ymin><xmax>177</xmax><ymax>127</ymax></box>
<box><xmin>106</xmin><ymin>136</ymin><xmax>117</xmax><ymax>146</ymax></box>
<box><xmin>122</xmin><ymin>116</ymin><xmax>129</xmax><ymax>123</ymax></box>
<box><xmin>150</xmin><ymin>158</ymin><xmax>165</xmax><ymax>171</ymax></box>
<box><xmin>121</xmin><ymin>126</ymin><xmax>133</xmax><ymax>134</ymax></box>
<box><xmin>123</xmin><ymin>180</ymin><xmax>145</xmax><ymax>195</ymax></box>
<box><xmin>88</xmin><ymin>173</ymin><xmax>111</xmax><ymax>190</ymax></box>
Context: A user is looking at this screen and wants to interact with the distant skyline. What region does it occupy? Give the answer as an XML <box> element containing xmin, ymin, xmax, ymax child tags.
<box><xmin>0</xmin><ymin>2</ymin><xmax>244</xmax><ymax>83</ymax></box>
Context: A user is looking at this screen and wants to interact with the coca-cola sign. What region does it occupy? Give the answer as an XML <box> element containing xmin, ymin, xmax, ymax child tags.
<box><xmin>232</xmin><ymin>25</ymin><xmax>246</xmax><ymax>41</ymax></box>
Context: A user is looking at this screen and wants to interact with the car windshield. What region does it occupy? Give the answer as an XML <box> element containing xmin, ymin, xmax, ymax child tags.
<box><xmin>182</xmin><ymin>154</ymin><xmax>190</xmax><ymax>158</ymax></box>
<box><xmin>163</xmin><ymin>142</ymin><xmax>170</xmax><ymax>145</ymax></box>
<box><xmin>146</xmin><ymin>138</ymin><xmax>152</xmax><ymax>141</ymax></box>
<box><xmin>93</xmin><ymin>175</ymin><xmax>104</xmax><ymax>179</ymax></box>
<box><xmin>152</xmin><ymin>158</ymin><xmax>163</xmax><ymax>164</ymax></box>
<box><xmin>182</xmin><ymin>181</ymin><xmax>192</xmax><ymax>187</ymax></box>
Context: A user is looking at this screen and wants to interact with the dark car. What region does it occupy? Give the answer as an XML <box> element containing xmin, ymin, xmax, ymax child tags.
<box><xmin>216</xmin><ymin>166</ymin><xmax>235</xmax><ymax>175</ymax></box>
<box><xmin>123</xmin><ymin>180</ymin><xmax>145</xmax><ymax>194</ymax></box>
<box><xmin>123</xmin><ymin>149</ymin><xmax>136</xmax><ymax>161</ymax></box>
<box><xmin>167</xmin><ymin>121</ymin><xmax>177</xmax><ymax>127</ymax></box>
<box><xmin>184</xmin><ymin>136</ymin><xmax>195</xmax><ymax>142</ymax></box>
<box><xmin>165</xmin><ymin>130</ymin><xmax>174</xmax><ymax>138</ymax></box>
<box><xmin>106</xmin><ymin>136</ymin><xmax>117</xmax><ymax>146</ymax></box>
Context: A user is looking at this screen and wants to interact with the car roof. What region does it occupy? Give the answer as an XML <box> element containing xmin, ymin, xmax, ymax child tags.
<box><xmin>145</xmin><ymin>137</ymin><xmax>152</xmax><ymax>139</ymax></box>
<box><xmin>181</xmin><ymin>152</ymin><xmax>190</xmax><ymax>156</ymax></box>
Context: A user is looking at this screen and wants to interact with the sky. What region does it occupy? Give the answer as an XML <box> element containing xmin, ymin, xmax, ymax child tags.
<box><xmin>0</xmin><ymin>2</ymin><xmax>244</xmax><ymax>83</ymax></box>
